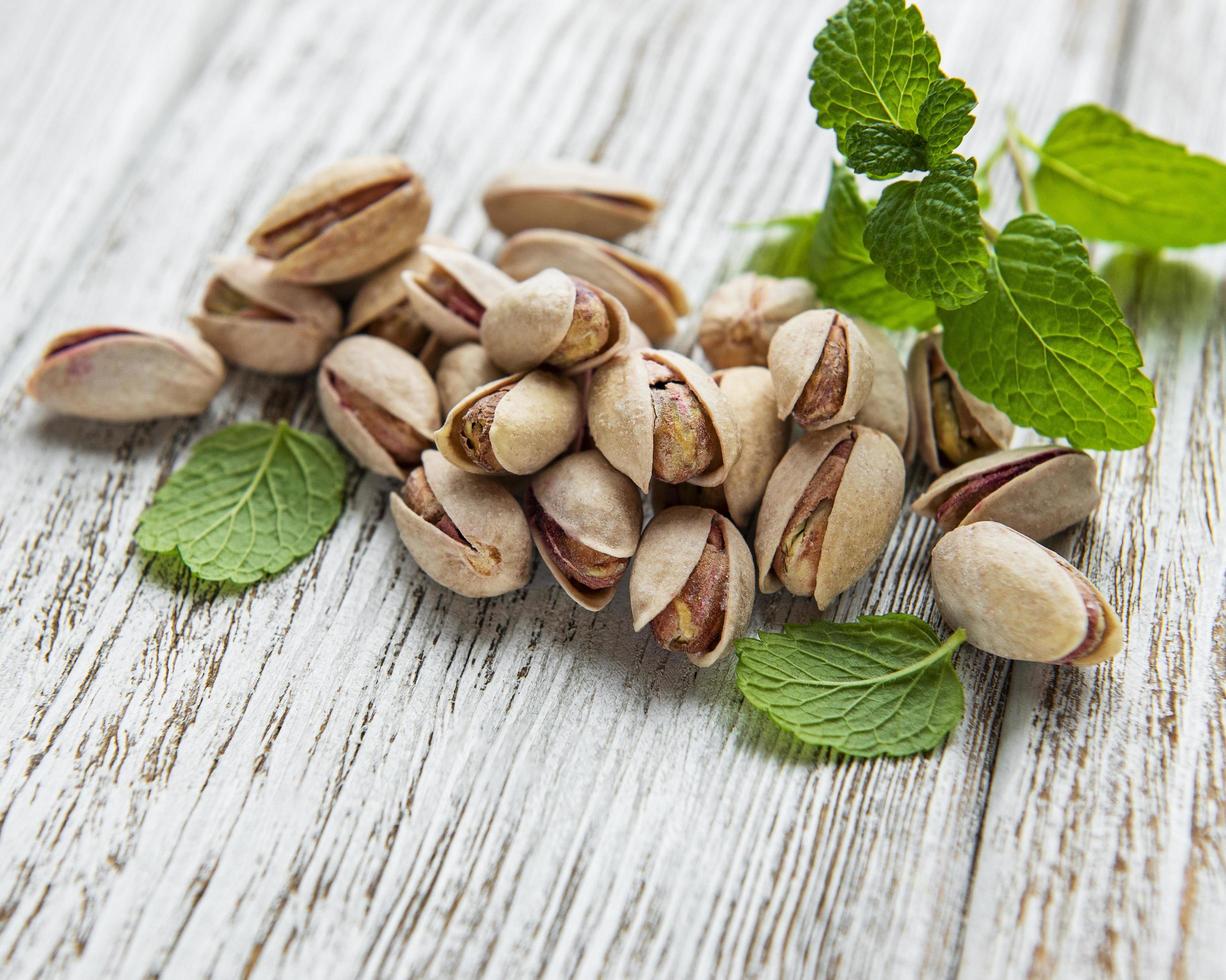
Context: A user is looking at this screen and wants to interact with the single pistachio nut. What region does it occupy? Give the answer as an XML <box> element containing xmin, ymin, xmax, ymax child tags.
<box><xmin>248</xmin><ymin>155</ymin><xmax>431</xmax><ymax>284</ymax></box>
<box><xmin>630</xmin><ymin>506</ymin><xmax>755</xmax><ymax>667</ymax></box>
<box><xmin>497</xmin><ymin>229</ymin><xmax>688</xmax><ymax>344</ymax></box>
<box><xmin>908</xmin><ymin>332</ymin><xmax>1014</xmax><ymax>473</ymax></box>
<box><xmin>482</xmin><ymin>161</ymin><xmax>658</xmax><ymax>240</ymax></box>
<box><xmin>526</xmin><ymin>450</ymin><xmax>643</xmax><ymax>610</ymax></box>
<box><xmin>189</xmin><ymin>255</ymin><xmax>341</xmax><ymax>375</ymax></box>
<box><xmin>768</xmin><ymin>309</ymin><xmax>874</xmax><ymax>431</ymax></box>
<box><xmin>930</xmin><ymin>521</ymin><xmax>1123</xmax><ymax>666</ymax></box>
<box><xmin>389</xmin><ymin>449</ymin><xmax>532</xmax><ymax>598</ymax></box>
<box><xmin>26</xmin><ymin>326</ymin><xmax>225</xmax><ymax>422</ymax></box>
<box><xmin>755</xmin><ymin>424</ymin><xmax>904</xmax><ymax>609</ymax></box>
<box><xmin>435</xmin><ymin>342</ymin><xmax>503</xmax><ymax>415</ymax></box>
<box><xmin>317</xmin><ymin>335</ymin><xmax>440</xmax><ymax>479</ymax></box>
<box><xmin>913</xmin><ymin>446</ymin><xmax>1100</xmax><ymax>540</ymax></box>
<box><xmin>698</xmin><ymin>273</ymin><xmax>817</xmax><ymax>369</ymax></box>
<box><xmin>435</xmin><ymin>370</ymin><xmax>582</xmax><ymax>476</ymax></box>
<box><xmin>709</xmin><ymin>366</ymin><xmax>790</xmax><ymax>526</ymax></box>
<box><xmin>403</xmin><ymin>243</ymin><xmax>516</xmax><ymax>346</ymax></box>
<box><xmin>851</xmin><ymin>321</ymin><xmax>910</xmax><ymax>454</ymax></box>
<box><xmin>481</xmin><ymin>268</ymin><xmax>630</xmax><ymax>375</ymax></box>
<box><xmin>587</xmin><ymin>349</ymin><xmax>740</xmax><ymax>493</ymax></box>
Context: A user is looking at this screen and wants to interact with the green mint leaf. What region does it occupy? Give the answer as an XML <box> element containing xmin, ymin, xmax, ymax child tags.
<box><xmin>940</xmin><ymin>214</ymin><xmax>1156</xmax><ymax>449</ymax></box>
<box><xmin>736</xmin><ymin>614</ymin><xmax>965</xmax><ymax>758</ymax></box>
<box><xmin>863</xmin><ymin>155</ymin><xmax>989</xmax><ymax>308</ymax></box>
<box><xmin>845</xmin><ymin>122</ymin><xmax>929</xmax><ymax>179</ymax></box>
<box><xmin>809</xmin><ymin>0</ymin><xmax>943</xmax><ymax>155</ymax></box>
<box><xmin>135</xmin><ymin>421</ymin><xmax>347</xmax><ymax>585</ymax></box>
<box><xmin>746</xmin><ymin>212</ymin><xmax>822</xmax><ymax>279</ymax></box>
<box><xmin>917</xmin><ymin>77</ymin><xmax>977</xmax><ymax>163</ymax></box>
<box><xmin>810</xmin><ymin>163</ymin><xmax>938</xmax><ymax>330</ymax></box>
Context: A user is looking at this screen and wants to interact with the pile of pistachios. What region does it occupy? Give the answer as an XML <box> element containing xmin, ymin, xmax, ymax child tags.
<box><xmin>24</xmin><ymin>155</ymin><xmax>1122</xmax><ymax>669</ymax></box>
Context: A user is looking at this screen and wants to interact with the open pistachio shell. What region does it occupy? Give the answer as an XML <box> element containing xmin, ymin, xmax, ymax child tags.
<box><xmin>496</xmin><ymin>230</ymin><xmax>688</xmax><ymax>344</ymax></box>
<box><xmin>389</xmin><ymin>450</ymin><xmax>532</xmax><ymax>598</ymax></box>
<box><xmin>698</xmin><ymin>273</ymin><xmax>817</xmax><ymax>369</ymax></box>
<box><xmin>403</xmin><ymin>244</ymin><xmax>516</xmax><ymax>346</ymax></box>
<box><xmin>630</xmin><ymin>506</ymin><xmax>755</xmax><ymax>667</ymax></box>
<box><xmin>317</xmin><ymin>335</ymin><xmax>440</xmax><ymax>479</ymax></box>
<box><xmin>908</xmin><ymin>332</ymin><xmax>1014</xmax><ymax>474</ymax></box>
<box><xmin>768</xmin><ymin>309</ymin><xmax>874</xmax><ymax>430</ymax></box>
<box><xmin>710</xmin><ymin>366</ymin><xmax>790</xmax><ymax>526</ymax></box>
<box><xmin>482</xmin><ymin>161</ymin><xmax>658</xmax><ymax>240</ymax></box>
<box><xmin>481</xmin><ymin>268</ymin><xmax>630</xmax><ymax>375</ymax></box>
<box><xmin>931</xmin><ymin>521</ymin><xmax>1123</xmax><ymax>666</ymax></box>
<box><xmin>26</xmin><ymin>326</ymin><xmax>225</xmax><ymax>422</ymax></box>
<box><xmin>435</xmin><ymin>370</ymin><xmax>582</xmax><ymax>476</ymax></box>
<box><xmin>851</xmin><ymin>322</ymin><xmax>910</xmax><ymax>453</ymax></box>
<box><xmin>755</xmin><ymin>424</ymin><xmax>904</xmax><ymax>609</ymax></box>
<box><xmin>435</xmin><ymin>343</ymin><xmax>503</xmax><ymax>415</ymax></box>
<box><xmin>527</xmin><ymin>450</ymin><xmax>643</xmax><ymax>610</ymax></box>
<box><xmin>248</xmin><ymin>156</ymin><xmax>431</xmax><ymax>284</ymax></box>
<box><xmin>914</xmin><ymin>446</ymin><xmax>1099</xmax><ymax>540</ymax></box>
<box><xmin>587</xmin><ymin>349</ymin><xmax>740</xmax><ymax>493</ymax></box>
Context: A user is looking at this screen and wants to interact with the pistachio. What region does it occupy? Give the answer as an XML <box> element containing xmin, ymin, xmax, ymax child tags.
<box><xmin>587</xmin><ymin>349</ymin><xmax>740</xmax><ymax>493</ymax></box>
<box><xmin>930</xmin><ymin>521</ymin><xmax>1123</xmax><ymax>666</ymax></box>
<box><xmin>317</xmin><ymin>335</ymin><xmax>440</xmax><ymax>479</ymax></box>
<box><xmin>755</xmin><ymin>424</ymin><xmax>904</xmax><ymax>609</ymax></box>
<box><xmin>526</xmin><ymin>450</ymin><xmax>643</xmax><ymax>610</ymax></box>
<box><xmin>389</xmin><ymin>449</ymin><xmax>532</xmax><ymax>597</ymax></box>
<box><xmin>698</xmin><ymin>273</ymin><xmax>817</xmax><ymax>369</ymax></box>
<box><xmin>768</xmin><ymin>309</ymin><xmax>874</xmax><ymax>430</ymax></box>
<box><xmin>248</xmin><ymin>156</ymin><xmax>431</xmax><ymax>284</ymax></box>
<box><xmin>481</xmin><ymin>269</ymin><xmax>630</xmax><ymax>375</ymax></box>
<box><xmin>908</xmin><ymin>332</ymin><xmax>1013</xmax><ymax>473</ymax></box>
<box><xmin>851</xmin><ymin>321</ymin><xmax>910</xmax><ymax>454</ymax></box>
<box><xmin>435</xmin><ymin>343</ymin><xmax>503</xmax><ymax>415</ymax></box>
<box><xmin>402</xmin><ymin>244</ymin><xmax>516</xmax><ymax>346</ymax></box>
<box><xmin>629</xmin><ymin>507</ymin><xmax>755</xmax><ymax>667</ymax></box>
<box><xmin>435</xmin><ymin>371</ymin><xmax>582</xmax><ymax>476</ymax></box>
<box><xmin>497</xmin><ymin>229</ymin><xmax>688</xmax><ymax>344</ymax></box>
<box><xmin>482</xmin><ymin>161</ymin><xmax>658</xmax><ymax>240</ymax></box>
<box><xmin>912</xmin><ymin>446</ymin><xmax>1099</xmax><ymax>540</ymax></box>
<box><xmin>25</xmin><ymin>327</ymin><xmax>225</xmax><ymax>422</ymax></box>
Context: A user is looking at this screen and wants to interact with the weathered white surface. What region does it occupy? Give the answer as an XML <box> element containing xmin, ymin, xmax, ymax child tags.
<box><xmin>0</xmin><ymin>0</ymin><xmax>1223</xmax><ymax>977</ymax></box>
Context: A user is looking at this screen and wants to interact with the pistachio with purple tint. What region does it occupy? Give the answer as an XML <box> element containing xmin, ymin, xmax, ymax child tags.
<box><xmin>434</xmin><ymin>343</ymin><xmax>503</xmax><ymax>416</ymax></box>
<box><xmin>403</xmin><ymin>244</ymin><xmax>516</xmax><ymax>346</ymax></box>
<box><xmin>25</xmin><ymin>326</ymin><xmax>225</xmax><ymax>422</ymax></box>
<box><xmin>698</xmin><ymin>273</ymin><xmax>817</xmax><ymax>369</ymax></box>
<box><xmin>930</xmin><ymin>521</ymin><xmax>1123</xmax><ymax>666</ymax></box>
<box><xmin>768</xmin><ymin>309</ymin><xmax>875</xmax><ymax>431</ymax></box>
<box><xmin>851</xmin><ymin>321</ymin><xmax>910</xmax><ymax>454</ymax></box>
<box><xmin>630</xmin><ymin>506</ymin><xmax>755</xmax><ymax>667</ymax></box>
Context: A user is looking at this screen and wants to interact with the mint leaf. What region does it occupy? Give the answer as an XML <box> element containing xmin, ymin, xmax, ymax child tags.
<box><xmin>809</xmin><ymin>0</ymin><xmax>943</xmax><ymax>155</ymax></box>
<box><xmin>736</xmin><ymin>615</ymin><xmax>965</xmax><ymax>758</ymax></box>
<box><xmin>136</xmin><ymin>421</ymin><xmax>347</xmax><ymax>585</ymax></box>
<box><xmin>940</xmin><ymin>214</ymin><xmax>1156</xmax><ymax>449</ymax></box>
<box><xmin>917</xmin><ymin>77</ymin><xmax>977</xmax><ymax>163</ymax></box>
<box><xmin>845</xmin><ymin>122</ymin><xmax>928</xmax><ymax>179</ymax></box>
<box><xmin>864</xmin><ymin>155</ymin><xmax>989</xmax><ymax>308</ymax></box>
<box><xmin>1033</xmin><ymin>105</ymin><xmax>1226</xmax><ymax>250</ymax></box>
<box><xmin>746</xmin><ymin>212</ymin><xmax>822</xmax><ymax>279</ymax></box>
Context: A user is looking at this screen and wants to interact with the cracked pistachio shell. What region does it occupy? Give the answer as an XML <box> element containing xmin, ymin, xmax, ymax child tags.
<box><xmin>435</xmin><ymin>343</ymin><xmax>503</xmax><ymax>415</ymax></box>
<box><xmin>403</xmin><ymin>244</ymin><xmax>516</xmax><ymax>346</ymax></box>
<box><xmin>630</xmin><ymin>507</ymin><xmax>755</xmax><ymax>667</ymax></box>
<box><xmin>587</xmin><ymin>349</ymin><xmax>740</xmax><ymax>493</ymax></box>
<box><xmin>755</xmin><ymin>424</ymin><xmax>904</xmax><ymax>609</ymax></box>
<box><xmin>913</xmin><ymin>446</ymin><xmax>1099</xmax><ymax>540</ymax></box>
<box><xmin>710</xmin><ymin>366</ymin><xmax>790</xmax><ymax>526</ymax></box>
<box><xmin>189</xmin><ymin>256</ymin><xmax>341</xmax><ymax>375</ymax></box>
<box><xmin>496</xmin><ymin>229</ymin><xmax>688</xmax><ymax>344</ymax></box>
<box><xmin>481</xmin><ymin>269</ymin><xmax>630</xmax><ymax>375</ymax></box>
<box><xmin>317</xmin><ymin>335</ymin><xmax>440</xmax><ymax>479</ymax></box>
<box><xmin>26</xmin><ymin>326</ymin><xmax>225</xmax><ymax>422</ymax></box>
<box><xmin>768</xmin><ymin>309</ymin><xmax>874</xmax><ymax>430</ymax></box>
<box><xmin>482</xmin><ymin>161</ymin><xmax>658</xmax><ymax>240</ymax></box>
<box><xmin>931</xmin><ymin>521</ymin><xmax>1123</xmax><ymax>666</ymax></box>
<box><xmin>907</xmin><ymin>332</ymin><xmax>1014</xmax><ymax>474</ymax></box>
<box><xmin>698</xmin><ymin>273</ymin><xmax>817</xmax><ymax>369</ymax></box>
<box><xmin>528</xmin><ymin>450</ymin><xmax>643</xmax><ymax>610</ymax></box>
<box><xmin>851</xmin><ymin>322</ymin><xmax>910</xmax><ymax>453</ymax></box>
<box><xmin>248</xmin><ymin>155</ymin><xmax>431</xmax><ymax>284</ymax></box>
<box><xmin>435</xmin><ymin>370</ymin><xmax>582</xmax><ymax>476</ymax></box>
<box><xmin>389</xmin><ymin>450</ymin><xmax>532</xmax><ymax>598</ymax></box>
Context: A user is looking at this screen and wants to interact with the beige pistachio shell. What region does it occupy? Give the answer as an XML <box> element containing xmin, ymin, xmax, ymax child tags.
<box><xmin>345</xmin><ymin>234</ymin><xmax>457</xmax><ymax>342</ymax></box>
<box><xmin>435</xmin><ymin>343</ymin><xmax>503</xmax><ymax>415</ymax></box>
<box><xmin>248</xmin><ymin>156</ymin><xmax>431</xmax><ymax>284</ymax></box>
<box><xmin>711</xmin><ymin>366</ymin><xmax>790</xmax><ymax>527</ymax></box>
<box><xmin>403</xmin><ymin>244</ymin><xmax>516</xmax><ymax>346</ymax></box>
<box><xmin>26</xmin><ymin>327</ymin><xmax>225</xmax><ymax>422</ymax></box>
<box><xmin>482</xmin><ymin>161</ymin><xmax>658</xmax><ymax>240</ymax></box>
<box><xmin>851</xmin><ymin>322</ymin><xmax>910</xmax><ymax>452</ymax></box>
<box><xmin>768</xmin><ymin>309</ymin><xmax>874</xmax><ymax>430</ymax></box>
<box><xmin>317</xmin><ymin>335</ymin><xmax>440</xmax><ymax>479</ymax></box>
<box><xmin>630</xmin><ymin>507</ymin><xmax>755</xmax><ymax>667</ymax></box>
<box><xmin>496</xmin><ymin>230</ymin><xmax>687</xmax><ymax>344</ymax></box>
<box><xmin>389</xmin><ymin>450</ymin><xmax>532</xmax><ymax>598</ymax></box>
<box><xmin>930</xmin><ymin>521</ymin><xmax>1123</xmax><ymax>666</ymax></box>
<box><xmin>626</xmin><ymin>323</ymin><xmax>651</xmax><ymax>350</ymax></box>
<box><xmin>698</xmin><ymin>273</ymin><xmax>817</xmax><ymax>369</ymax></box>
<box><xmin>435</xmin><ymin>370</ymin><xmax>582</xmax><ymax>476</ymax></box>
<box><xmin>481</xmin><ymin>268</ymin><xmax>630</xmax><ymax>375</ymax></box>
<box><xmin>755</xmin><ymin>424</ymin><xmax>904</xmax><ymax>609</ymax></box>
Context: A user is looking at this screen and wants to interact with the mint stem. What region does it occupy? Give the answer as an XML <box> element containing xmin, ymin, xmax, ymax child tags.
<box><xmin>1005</xmin><ymin>109</ymin><xmax>1039</xmax><ymax>213</ymax></box>
<box><xmin>980</xmin><ymin>215</ymin><xmax>1000</xmax><ymax>244</ymax></box>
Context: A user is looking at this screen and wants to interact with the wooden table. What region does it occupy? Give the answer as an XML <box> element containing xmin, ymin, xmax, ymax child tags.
<box><xmin>2</xmin><ymin>0</ymin><xmax>1223</xmax><ymax>976</ymax></box>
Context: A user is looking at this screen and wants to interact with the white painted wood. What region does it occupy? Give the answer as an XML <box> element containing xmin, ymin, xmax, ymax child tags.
<box><xmin>0</xmin><ymin>0</ymin><xmax>1222</xmax><ymax>977</ymax></box>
